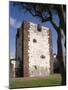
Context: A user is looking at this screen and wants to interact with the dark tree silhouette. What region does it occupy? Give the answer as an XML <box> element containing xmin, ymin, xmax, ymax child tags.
<box><xmin>13</xmin><ymin>2</ymin><xmax>66</xmax><ymax>85</ymax></box>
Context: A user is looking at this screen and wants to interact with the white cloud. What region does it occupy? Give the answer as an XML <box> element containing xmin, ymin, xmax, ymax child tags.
<box><xmin>10</xmin><ymin>17</ymin><xmax>21</xmax><ymax>28</ymax></box>
<box><xmin>16</xmin><ymin>21</ymin><xmax>21</xmax><ymax>28</ymax></box>
<box><xmin>10</xmin><ymin>17</ymin><xmax>16</xmax><ymax>27</ymax></box>
<box><xmin>10</xmin><ymin>51</ymin><xmax>15</xmax><ymax>59</ymax></box>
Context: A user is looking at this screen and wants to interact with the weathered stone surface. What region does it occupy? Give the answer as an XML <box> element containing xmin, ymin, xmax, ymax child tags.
<box><xmin>16</xmin><ymin>21</ymin><xmax>54</xmax><ymax>77</ymax></box>
<box><xmin>23</xmin><ymin>21</ymin><xmax>30</xmax><ymax>77</ymax></box>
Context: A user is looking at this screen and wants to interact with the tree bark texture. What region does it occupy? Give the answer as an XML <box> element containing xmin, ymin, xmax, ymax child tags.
<box><xmin>57</xmin><ymin>29</ymin><xmax>66</xmax><ymax>85</ymax></box>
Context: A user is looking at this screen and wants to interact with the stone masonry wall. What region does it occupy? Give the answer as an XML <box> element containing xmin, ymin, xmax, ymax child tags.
<box><xmin>16</xmin><ymin>21</ymin><xmax>53</xmax><ymax>77</ymax></box>
<box><xmin>27</xmin><ymin>22</ymin><xmax>53</xmax><ymax>77</ymax></box>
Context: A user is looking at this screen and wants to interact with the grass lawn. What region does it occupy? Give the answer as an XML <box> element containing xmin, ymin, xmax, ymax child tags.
<box><xmin>9</xmin><ymin>74</ymin><xmax>61</xmax><ymax>89</ymax></box>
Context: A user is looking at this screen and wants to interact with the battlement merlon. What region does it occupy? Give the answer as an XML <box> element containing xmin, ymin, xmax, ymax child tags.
<box><xmin>21</xmin><ymin>20</ymin><xmax>50</xmax><ymax>31</ymax></box>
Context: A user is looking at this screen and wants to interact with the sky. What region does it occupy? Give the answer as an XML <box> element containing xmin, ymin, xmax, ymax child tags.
<box><xmin>9</xmin><ymin>1</ymin><xmax>59</xmax><ymax>59</ymax></box>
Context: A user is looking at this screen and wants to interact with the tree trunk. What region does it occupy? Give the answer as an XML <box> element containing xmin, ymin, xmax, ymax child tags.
<box><xmin>57</xmin><ymin>5</ymin><xmax>66</xmax><ymax>48</ymax></box>
<box><xmin>56</xmin><ymin>29</ymin><xmax>66</xmax><ymax>85</ymax></box>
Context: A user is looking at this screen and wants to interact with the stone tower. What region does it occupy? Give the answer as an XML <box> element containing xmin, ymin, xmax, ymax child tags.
<box><xmin>16</xmin><ymin>21</ymin><xmax>53</xmax><ymax>77</ymax></box>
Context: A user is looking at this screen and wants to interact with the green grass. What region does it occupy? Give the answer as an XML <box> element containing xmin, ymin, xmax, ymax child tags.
<box><xmin>9</xmin><ymin>74</ymin><xmax>61</xmax><ymax>89</ymax></box>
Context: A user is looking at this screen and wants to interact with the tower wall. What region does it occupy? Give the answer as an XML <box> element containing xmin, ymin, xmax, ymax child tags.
<box><xmin>16</xmin><ymin>21</ymin><xmax>53</xmax><ymax>77</ymax></box>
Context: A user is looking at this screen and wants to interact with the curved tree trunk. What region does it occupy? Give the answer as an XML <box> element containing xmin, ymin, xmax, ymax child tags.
<box><xmin>50</xmin><ymin>20</ymin><xmax>66</xmax><ymax>85</ymax></box>
<box><xmin>57</xmin><ymin>5</ymin><xmax>66</xmax><ymax>48</ymax></box>
<box><xmin>56</xmin><ymin>29</ymin><xmax>66</xmax><ymax>85</ymax></box>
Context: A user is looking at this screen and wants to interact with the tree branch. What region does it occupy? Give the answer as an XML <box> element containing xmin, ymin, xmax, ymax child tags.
<box><xmin>50</xmin><ymin>20</ymin><xmax>59</xmax><ymax>31</ymax></box>
<box><xmin>48</xmin><ymin>9</ymin><xmax>59</xmax><ymax>32</ymax></box>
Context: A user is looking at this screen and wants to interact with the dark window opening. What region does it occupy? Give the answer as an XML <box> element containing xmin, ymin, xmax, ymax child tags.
<box><xmin>37</xmin><ymin>24</ymin><xmax>41</xmax><ymax>32</ymax></box>
<box><xmin>40</xmin><ymin>55</ymin><xmax>45</xmax><ymax>59</ymax></box>
<box><xmin>34</xmin><ymin>65</ymin><xmax>37</xmax><ymax>70</ymax></box>
<box><xmin>33</xmin><ymin>39</ymin><xmax>37</xmax><ymax>43</ymax></box>
<box><xmin>17</xmin><ymin>28</ymin><xmax>20</xmax><ymax>38</ymax></box>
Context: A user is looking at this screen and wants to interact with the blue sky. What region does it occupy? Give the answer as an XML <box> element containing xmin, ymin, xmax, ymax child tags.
<box><xmin>9</xmin><ymin>2</ymin><xmax>59</xmax><ymax>59</ymax></box>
